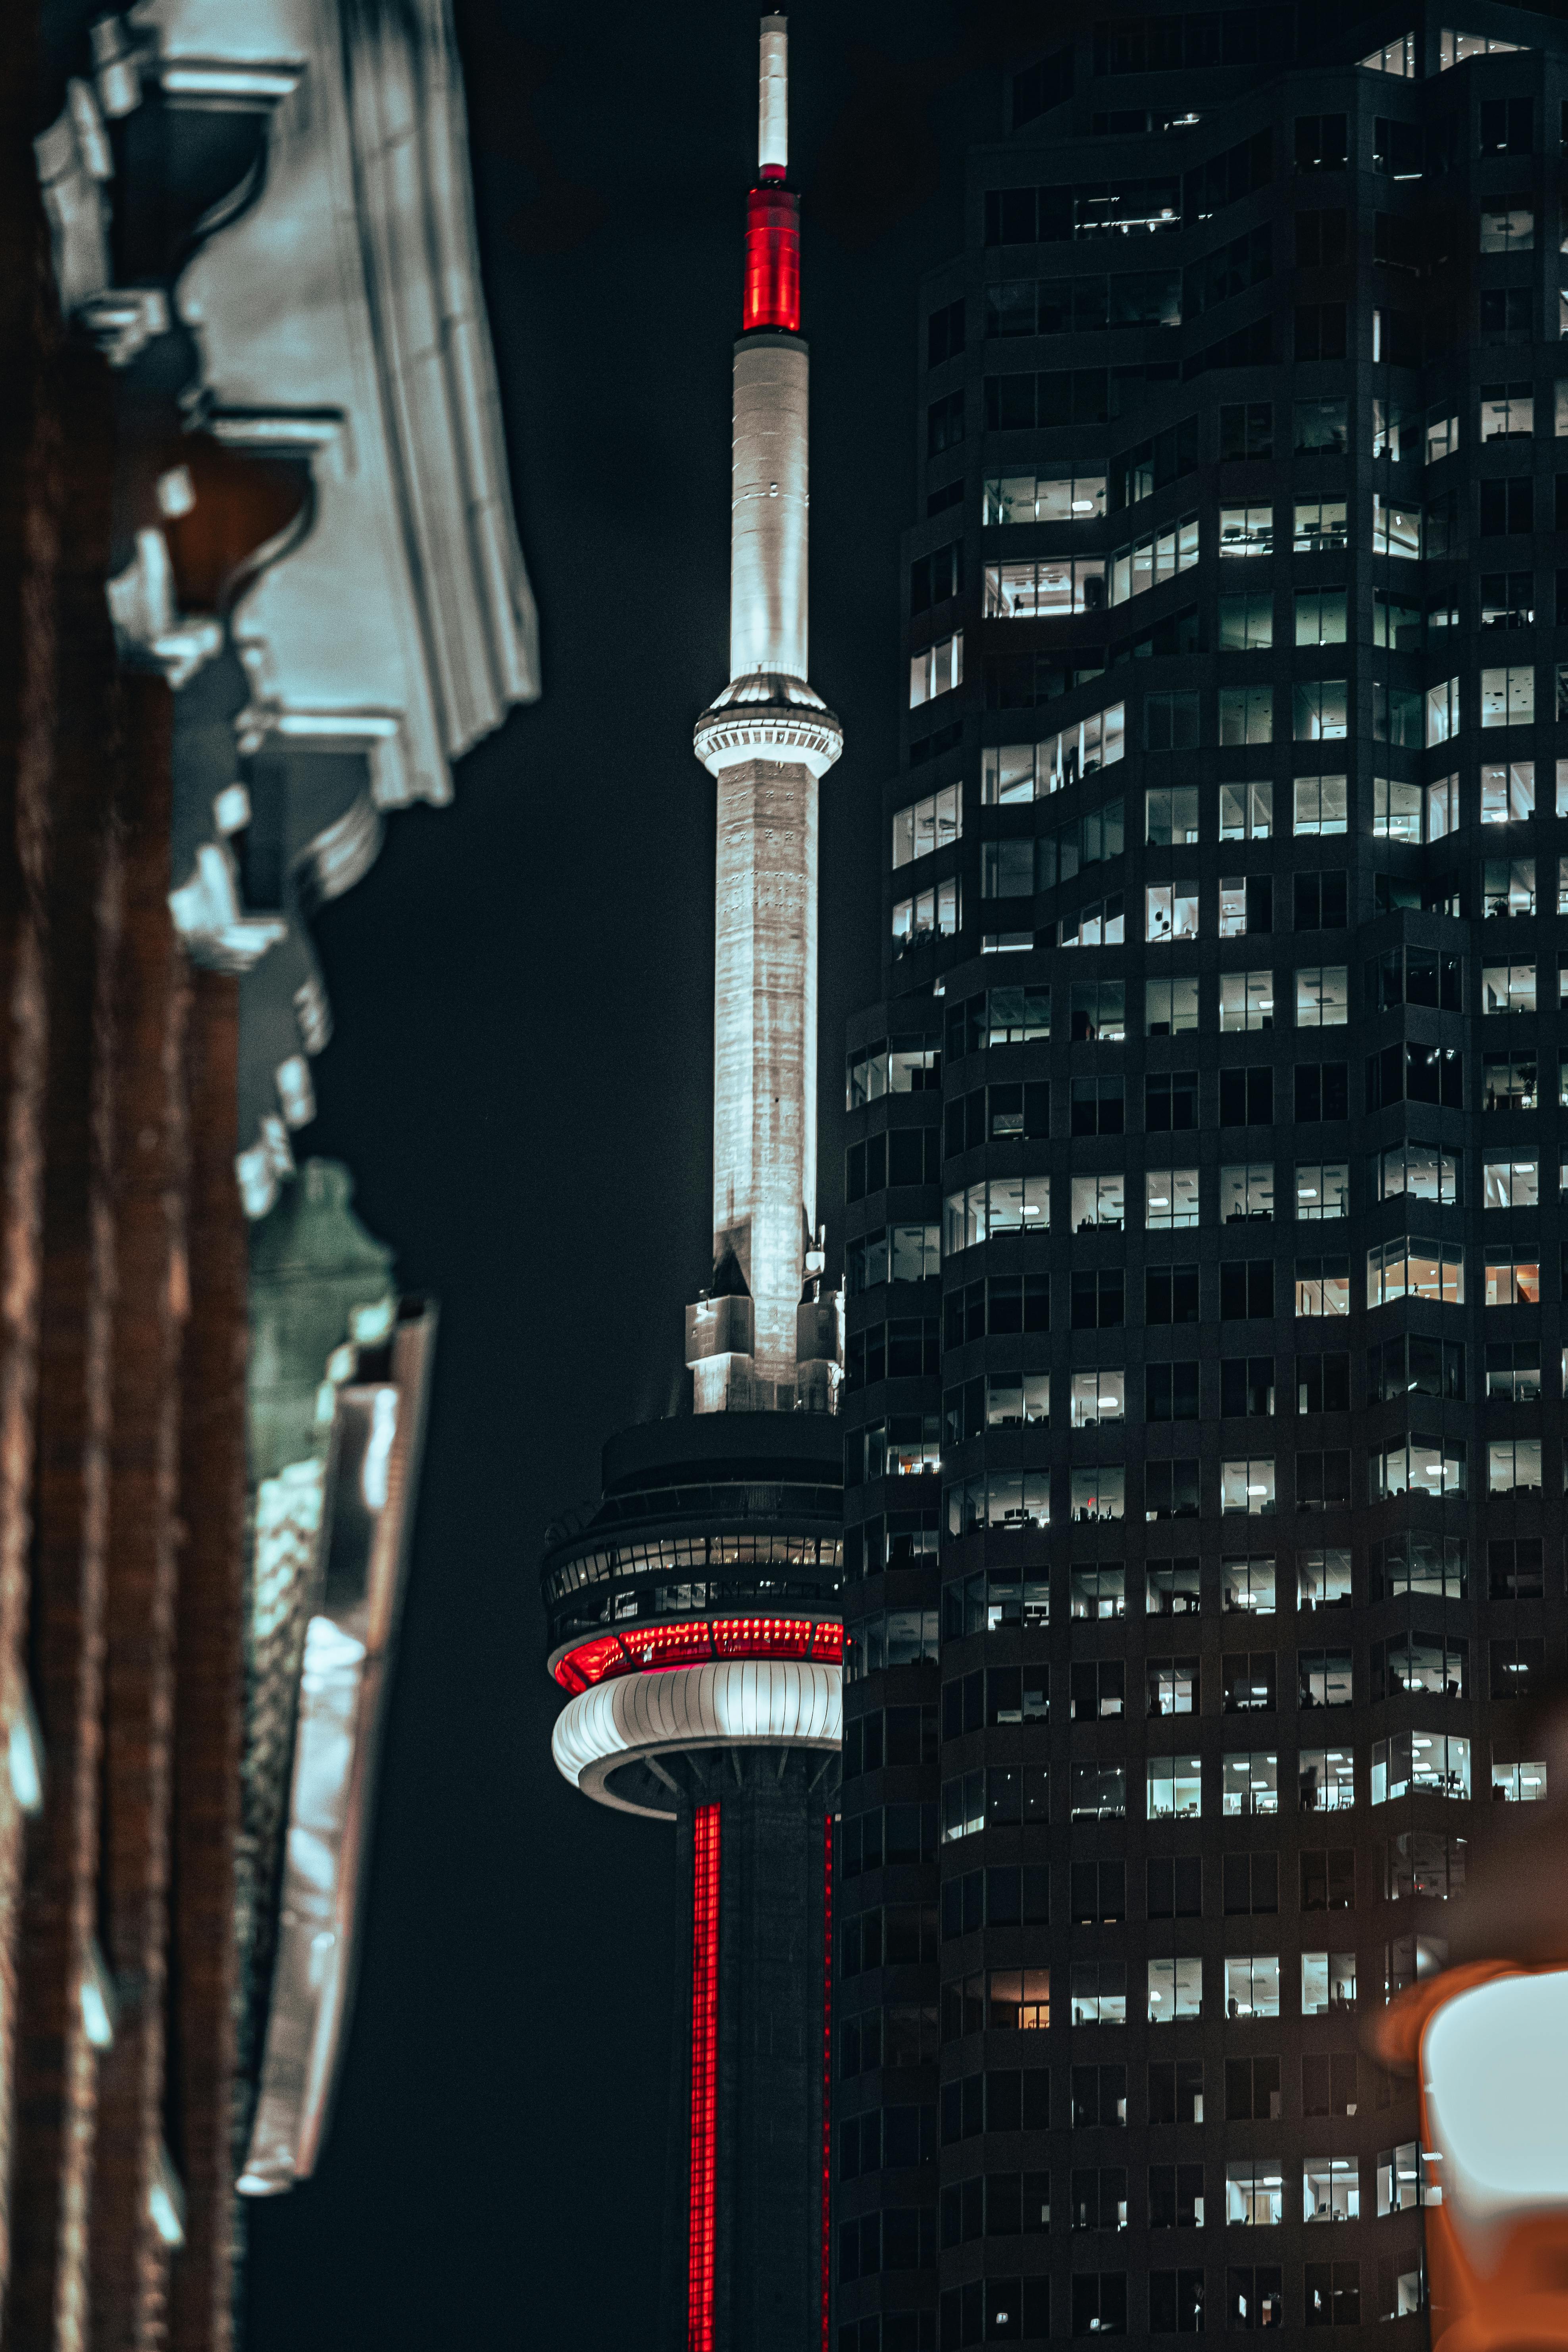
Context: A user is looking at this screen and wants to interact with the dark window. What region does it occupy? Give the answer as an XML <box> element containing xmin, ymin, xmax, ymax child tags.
<box><xmin>1012</xmin><ymin>46</ymin><xmax>1073</xmax><ymax>131</ymax></box>
<box><xmin>1145</xmin><ymin>1070</ymin><xmax>1198</xmax><ymax>1131</ymax></box>
<box><xmin>1184</xmin><ymin>314</ymin><xmax>1275</xmax><ymax>378</ymax></box>
<box><xmin>1071</xmin><ymin>2171</ymin><xmax>1128</xmax><ymax>2232</ymax></box>
<box><xmin>984</xmin><ymin>369</ymin><xmax>1119</xmax><ymax>431</ymax></box>
<box><xmin>1144</xmin><ymin>690</ymin><xmax>1200</xmax><ymax>751</ymax></box>
<box><xmin>1146</xmin><ymin>1362</ymin><xmax>1201</xmax><ymax>1420</ymax></box>
<box><xmin>1295</xmin><ymin>303</ymin><xmax>1346</xmax><ymax>361</ymax></box>
<box><xmin>1366</xmin><ymin>946</ymin><xmax>1462</xmax><ymax>1013</ymax></box>
<box><xmin>1226</xmin><ymin>2055</ymin><xmax>1283</xmax><ymax>2120</ymax></box>
<box><xmin>1428</xmin><ymin>114</ymin><xmax>1460</xmax><ymax>176</ymax></box>
<box><xmin>1112</xmin><ymin>415</ymin><xmax>1199</xmax><ymax>509</ymax></box>
<box><xmin>1072</xmin><ymin>1074</ymin><xmax>1125</xmax><ymax>1136</ymax></box>
<box><xmin>984</xmin><ymin>187</ymin><xmax>1040</xmax><ymax>246</ymax></box>
<box><xmin>1297</xmin><ymin>1353</ymin><xmax>1349</xmax><ymax>1413</ymax></box>
<box><xmin>1071</xmin><ymin>2062</ymin><xmax>1128</xmax><ymax>2126</ymax></box>
<box><xmin>1220</xmin><ymin>401</ymin><xmax>1273</xmax><ymax>459</ymax></box>
<box><xmin>1372</xmin><ymin>210</ymin><xmax>1421</xmax><ymax>271</ymax></box>
<box><xmin>1295</xmin><ymin>1062</ymin><xmax>1349</xmax><ymax>1121</ymax></box>
<box><xmin>1072</xmin><ymin>1269</ymin><xmax>1124</xmax><ymax>1329</ymax></box>
<box><xmin>1305</xmin><ymin>2263</ymin><xmax>1360</xmax><ymax>2327</ymax></box>
<box><xmin>1222</xmin><ymin>1852</ymin><xmax>1278</xmax><ymax>1913</ymax></box>
<box><xmin>1296</xmin><ymin>210</ymin><xmax>1346</xmax><ymax>268</ymax></box>
<box><xmin>1184</xmin><ymin>223</ymin><xmax>1272</xmax><ymax>323</ymax></box>
<box><xmin>1482</xmin><ymin>568</ymin><xmax>1534</xmax><ymax>628</ymax></box>
<box><xmin>1220</xmin><ymin>1067</ymin><xmax>1274</xmax><ymax>1125</ymax></box>
<box><xmin>1295</xmin><ymin>115</ymin><xmax>1347</xmax><ymax>173</ymax></box>
<box><xmin>1145</xmin><ymin>1460</ymin><xmax>1200</xmax><ymax>1519</ymax></box>
<box><xmin>1148</xmin><ymin>2059</ymin><xmax>1204</xmax><ymax>2124</ymax></box>
<box><xmin>987</xmin><ymin>1274</ymin><xmax>1051</xmax><ymax>1335</ymax></box>
<box><xmin>888</xmin><ymin>1126</ymin><xmax>940</xmax><ymax>1186</ymax></box>
<box><xmin>1372</xmin><ymin>118</ymin><xmax>1422</xmax><ymax>179</ymax></box>
<box><xmin>944</xmin><ymin>1280</ymin><xmax>986</xmax><ymax>1348</ymax></box>
<box><xmin>1490</xmin><ymin>1637</ymin><xmax>1545</xmax><ymax>1698</ymax></box>
<box><xmin>945</xmin><ymin>1089</ymin><xmax>984</xmax><ymax>1155</ymax></box>
<box><xmin>1146</xmin><ymin>1265</ymin><xmax>1200</xmax><ymax>1324</ymax></box>
<box><xmin>1072</xmin><ymin>1660</ymin><xmax>1126</xmax><ymax>1722</ymax></box>
<box><xmin>1072</xmin><ymin>2272</ymin><xmax>1127</xmax><ymax>2337</ymax></box>
<box><xmin>1149</xmin><ymin>2165</ymin><xmax>1206</xmax><ymax>2229</ymax></box>
<box><xmin>927</xmin><ymin>297</ymin><xmax>966</xmax><ymax>368</ymax></box>
<box><xmin>1221</xmin><ymin>1357</ymin><xmax>1274</xmax><ymax>1416</ymax></box>
<box><xmin>1368</xmin><ymin>1334</ymin><xmax>1464</xmax><ymax>1404</ymax></box>
<box><xmin>1489</xmin><ymin>1537</ymin><xmax>1543</xmax><ymax>1600</ymax></box>
<box><xmin>888</xmin><ymin>1705</ymin><xmax>935</xmax><ymax>1767</ymax></box>
<box><xmin>1480</xmin><ymin>96</ymin><xmax>1533</xmax><ymax>157</ymax></box>
<box><xmin>910</xmin><ymin>542</ymin><xmax>962</xmax><ymax>613</ymax></box>
<box><xmin>927</xmin><ymin>389</ymin><xmax>965</xmax><ymax>456</ymax></box>
<box><xmin>1294</xmin><ymin>872</ymin><xmax>1348</xmax><ymax>930</ymax></box>
<box><xmin>1182</xmin><ymin>126</ymin><xmax>1274</xmax><ymax>218</ymax></box>
<box><xmin>1150</xmin><ymin>2270</ymin><xmax>1207</xmax><ymax>2335</ymax></box>
<box><xmin>1071</xmin><ymin>1863</ymin><xmax>1127</xmax><ymax>1926</ymax></box>
<box><xmin>1481</xmin><ymin>287</ymin><xmax>1531</xmax><ymax>344</ymax></box>
<box><xmin>1303</xmin><ymin>2054</ymin><xmax>1359</xmax><ymax>2117</ymax></box>
<box><xmin>1227</xmin><ymin>2267</ymin><xmax>1284</xmax><ymax>2330</ymax></box>
<box><xmin>990</xmin><ymin>1082</ymin><xmax>1024</xmax><ymax>1139</ymax></box>
<box><xmin>1480</xmin><ymin>477</ymin><xmax>1533</xmax><ymax>536</ymax></box>
<box><xmin>1114</xmin><ymin>603</ymin><xmax>1199</xmax><ymax>666</ymax></box>
<box><xmin>886</xmin><ymin>1317</ymin><xmax>939</xmax><ymax>1378</ymax></box>
<box><xmin>1295</xmin><ymin>1451</ymin><xmax>1351</xmax><ymax>1510</ymax></box>
<box><xmin>943</xmin><ymin>1670</ymin><xmax>984</xmax><ymax>1740</ymax></box>
<box><xmin>1300</xmin><ymin>1848</ymin><xmax>1355</xmax><ymax>1910</ymax></box>
<box><xmin>1220</xmin><ymin>1261</ymin><xmax>1274</xmax><ymax>1319</ymax></box>
<box><xmin>1147</xmin><ymin>1855</ymin><xmax>1203</xmax><ymax>1918</ymax></box>
<box><xmin>1364</xmin><ymin>1042</ymin><xmax>1461</xmax><ymax>1113</ymax></box>
<box><xmin>1375</xmin><ymin>306</ymin><xmax>1420</xmax><ymax>368</ymax></box>
<box><xmin>847</xmin><ymin>1132</ymin><xmax>886</xmax><ymax>1202</ymax></box>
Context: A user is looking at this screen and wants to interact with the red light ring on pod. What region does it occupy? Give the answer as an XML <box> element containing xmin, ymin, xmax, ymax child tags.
<box><xmin>553</xmin><ymin>1615</ymin><xmax>843</xmax><ymax>1694</ymax></box>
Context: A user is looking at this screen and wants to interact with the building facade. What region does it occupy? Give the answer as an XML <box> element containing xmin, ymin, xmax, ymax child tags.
<box><xmin>0</xmin><ymin>1</ymin><xmax>532</xmax><ymax>2342</ymax></box>
<box><xmin>837</xmin><ymin>7</ymin><xmax>1565</xmax><ymax>2346</ymax></box>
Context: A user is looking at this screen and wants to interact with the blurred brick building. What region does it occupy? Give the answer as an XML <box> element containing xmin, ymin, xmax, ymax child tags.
<box><xmin>0</xmin><ymin>3</ymin><xmax>534</xmax><ymax>2343</ymax></box>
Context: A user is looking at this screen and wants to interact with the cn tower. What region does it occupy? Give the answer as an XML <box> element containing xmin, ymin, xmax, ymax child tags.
<box><xmin>540</xmin><ymin>19</ymin><xmax>845</xmax><ymax>2350</ymax></box>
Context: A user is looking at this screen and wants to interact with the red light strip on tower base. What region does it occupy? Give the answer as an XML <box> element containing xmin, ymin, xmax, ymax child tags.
<box><xmin>689</xmin><ymin>1803</ymin><xmax>721</xmax><ymax>2352</ymax></box>
<box><xmin>820</xmin><ymin>1811</ymin><xmax>834</xmax><ymax>2350</ymax></box>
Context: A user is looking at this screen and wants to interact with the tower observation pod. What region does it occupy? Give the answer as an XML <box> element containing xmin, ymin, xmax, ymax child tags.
<box><xmin>540</xmin><ymin>20</ymin><xmax>845</xmax><ymax>2352</ymax></box>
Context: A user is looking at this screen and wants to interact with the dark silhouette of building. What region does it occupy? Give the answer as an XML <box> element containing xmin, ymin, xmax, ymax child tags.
<box><xmin>836</xmin><ymin>7</ymin><xmax>1564</xmax><ymax>2345</ymax></box>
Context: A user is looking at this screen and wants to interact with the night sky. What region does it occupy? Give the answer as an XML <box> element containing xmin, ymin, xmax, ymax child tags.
<box><xmin>241</xmin><ymin>5</ymin><xmax>1014</xmax><ymax>2342</ymax></box>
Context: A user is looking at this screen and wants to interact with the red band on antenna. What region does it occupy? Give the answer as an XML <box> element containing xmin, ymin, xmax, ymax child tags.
<box><xmin>743</xmin><ymin>183</ymin><xmax>800</xmax><ymax>333</ymax></box>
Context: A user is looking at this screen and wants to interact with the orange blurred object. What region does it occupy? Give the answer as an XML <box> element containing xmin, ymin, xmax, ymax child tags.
<box><xmin>1373</xmin><ymin>1959</ymin><xmax>1568</xmax><ymax>2352</ymax></box>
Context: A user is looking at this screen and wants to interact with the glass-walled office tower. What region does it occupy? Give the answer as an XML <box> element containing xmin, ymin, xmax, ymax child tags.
<box><xmin>837</xmin><ymin>9</ymin><xmax>1565</xmax><ymax>2348</ymax></box>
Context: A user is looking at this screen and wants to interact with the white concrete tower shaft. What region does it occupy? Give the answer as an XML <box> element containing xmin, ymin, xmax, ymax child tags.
<box><xmin>689</xmin><ymin>15</ymin><xmax>843</xmax><ymax>1414</ymax></box>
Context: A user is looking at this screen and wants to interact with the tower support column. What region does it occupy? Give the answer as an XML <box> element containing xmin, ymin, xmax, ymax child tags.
<box><xmin>664</xmin><ymin>1753</ymin><xmax>835</xmax><ymax>2352</ymax></box>
<box><xmin>710</xmin><ymin>753</ymin><xmax>818</xmax><ymax>1390</ymax></box>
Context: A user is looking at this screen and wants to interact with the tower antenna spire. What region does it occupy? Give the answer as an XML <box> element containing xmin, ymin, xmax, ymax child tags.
<box><xmin>692</xmin><ymin>8</ymin><xmax>841</xmax><ymax>1412</ymax></box>
<box><xmin>743</xmin><ymin>15</ymin><xmax>800</xmax><ymax>333</ymax></box>
<box><xmin>758</xmin><ymin>13</ymin><xmax>788</xmax><ymax>177</ymax></box>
